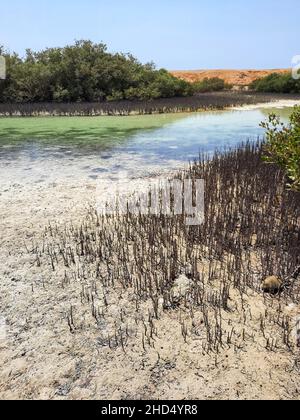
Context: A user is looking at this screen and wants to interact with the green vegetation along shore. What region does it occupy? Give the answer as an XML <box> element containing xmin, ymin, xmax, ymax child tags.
<box><xmin>0</xmin><ymin>41</ymin><xmax>238</xmax><ymax>104</ymax></box>
<box><xmin>250</xmin><ymin>73</ymin><xmax>300</xmax><ymax>93</ymax></box>
<box><xmin>0</xmin><ymin>41</ymin><xmax>194</xmax><ymax>103</ymax></box>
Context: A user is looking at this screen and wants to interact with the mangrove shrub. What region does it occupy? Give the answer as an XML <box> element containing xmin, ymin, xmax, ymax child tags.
<box><xmin>261</xmin><ymin>106</ymin><xmax>300</xmax><ymax>191</ymax></box>
<box><xmin>0</xmin><ymin>41</ymin><xmax>194</xmax><ymax>103</ymax></box>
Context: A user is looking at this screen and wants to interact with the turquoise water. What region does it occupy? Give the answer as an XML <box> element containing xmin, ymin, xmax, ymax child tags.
<box><xmin>0</xmin><ymin>106</ymin><xmax>293</xmax><ymax>186</ymax></box>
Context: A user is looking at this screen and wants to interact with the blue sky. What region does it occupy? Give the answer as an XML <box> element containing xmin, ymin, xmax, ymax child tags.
<box><xmin>1</xmin><ymin>0</ymin><xmax>299</xmax><ymax>69</ymax></box>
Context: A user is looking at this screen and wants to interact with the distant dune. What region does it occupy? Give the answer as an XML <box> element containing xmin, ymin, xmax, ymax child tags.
<box><xmin>171</xmin><ymin>69</ymin><xmax>290</xmax><ymax>87</ymax></box>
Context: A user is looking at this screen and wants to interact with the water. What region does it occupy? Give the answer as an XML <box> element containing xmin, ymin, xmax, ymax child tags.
<box><xmin>0</xmin><ymin>106</ymin><xmax>294</xmax><ymax>188</ymax></box>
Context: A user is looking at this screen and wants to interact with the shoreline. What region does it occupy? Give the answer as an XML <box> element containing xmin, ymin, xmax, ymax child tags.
<box><xmin>232</xmin><ymin>99</ymin><xmax>300</xmax><ymax>111</ymax></box>
<box><xmin>1</xmin><ymin>144</ymin><xmax>299</xmax><ymax>400</ymax></box>
<box><xmin>1</xmin><ymin>92</ymin><xmax>300</xmax><ymax>118</ymax></box>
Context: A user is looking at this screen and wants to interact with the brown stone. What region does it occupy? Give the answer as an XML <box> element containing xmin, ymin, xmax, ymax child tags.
<box><xmin>262</xmin><ymin>276</ymin><xmax>282</xmax><ymax>294</ymax></box>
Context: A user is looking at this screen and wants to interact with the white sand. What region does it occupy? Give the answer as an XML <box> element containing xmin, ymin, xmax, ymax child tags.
<box><xmin>232</xmin><ymin>99</ymin><xmax>300</xmax><ymax>111</ymax></box>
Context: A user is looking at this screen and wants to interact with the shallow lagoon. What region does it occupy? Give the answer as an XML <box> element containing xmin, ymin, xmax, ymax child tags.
<box><xmin>0</xmin><ymin>106</ymin><xmax>294</xmax><ymax>186</ymax></box>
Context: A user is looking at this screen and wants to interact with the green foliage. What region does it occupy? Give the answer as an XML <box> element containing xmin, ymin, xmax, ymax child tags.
<box><xmin>193</xmin><ymin>77</ymin><xmax>232</xmax><ymax>93</ymax></box>
<box><xmin>261</xmin><ymin>106</ymin><xmax>300</xmax><ymax>191</ymax></box>
<box><xmin>250</xmin><ymin>73</ymin><xmax>300</xmax><ymax>94</ymax></box>
<box><xmin>0</xmin><ymin>41</ymin><xmax>193</xmax><ymax>103</ymax></box>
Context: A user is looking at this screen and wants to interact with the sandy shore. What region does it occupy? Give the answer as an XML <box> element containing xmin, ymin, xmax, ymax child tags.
<box><xmin>0</xmin><ymin>175</ymin><xmax>300</xmax><ymax>401</ymax></box>
<box><xmin>1</xmin><ymin>101</ymin><xmax>300</xmax><ymax>400</ymax></box>
<box><xmin>232</xmin><ymin>99</ymin><xmax>300</xmax><ymax>111</ymax></box>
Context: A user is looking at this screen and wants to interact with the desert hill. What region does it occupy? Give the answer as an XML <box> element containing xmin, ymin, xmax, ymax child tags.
<box><xmin>171</xmin><ymin>69</ymin><xmax>290</xmax><ymax>87</ymax></box>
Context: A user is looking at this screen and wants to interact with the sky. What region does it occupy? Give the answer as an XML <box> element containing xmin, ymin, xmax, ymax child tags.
<box><xmin>1</xmin><ymin>0</ymin><xmax>299</xmax><ymax>70</ymax></box>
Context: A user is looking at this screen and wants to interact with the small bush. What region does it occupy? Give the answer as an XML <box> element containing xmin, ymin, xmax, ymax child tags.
<box><xmin>261</xmin><ymin>106</ymin><xmax>300</xmax><ymax>191</ymax></box>
<box><xmin>193</xmin><ymin>77</ymin><xmax>232</xmax><ymax>93</ymax></box>
<box><xmin>250</xmin><ymin>73</ymin><xmax>300</xmax><ymax>94</ymax></box>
